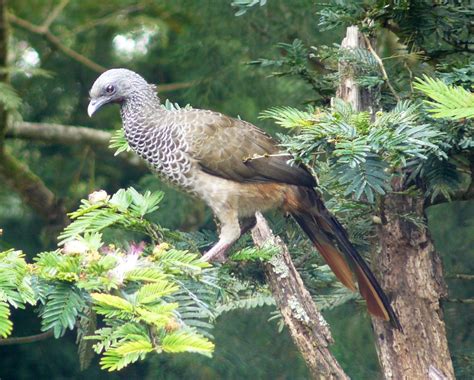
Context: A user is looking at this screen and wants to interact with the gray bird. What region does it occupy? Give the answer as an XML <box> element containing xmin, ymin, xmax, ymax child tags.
<box><xmin>88</xmin><ymin>68</ymin><xmax>400</xmax><ymax>327</ymax></box>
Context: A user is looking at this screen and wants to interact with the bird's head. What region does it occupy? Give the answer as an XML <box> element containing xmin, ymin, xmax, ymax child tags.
<box><xmin>87</xmin><ymin>68</ymin><xmax>151</xmax><ymax>117</ymax></box>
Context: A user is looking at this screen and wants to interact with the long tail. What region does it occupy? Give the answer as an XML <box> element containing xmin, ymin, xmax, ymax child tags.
<box><xmin>289</xmin><ymin>188</ymin><xmax>401</xmax><ymax>329</ymax></box>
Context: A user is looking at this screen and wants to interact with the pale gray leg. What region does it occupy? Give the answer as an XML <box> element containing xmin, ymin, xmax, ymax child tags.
<box><xmin>201</xmin><ymin>209</ymin><xmax>241</xmax><ymax>263</ymax></box>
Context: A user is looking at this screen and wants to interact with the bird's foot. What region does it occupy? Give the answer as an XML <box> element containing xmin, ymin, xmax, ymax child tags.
<box><xmin>201</xmin><ymin>242</ymin><xmax>230</xmax><ymax>263</ymax></box>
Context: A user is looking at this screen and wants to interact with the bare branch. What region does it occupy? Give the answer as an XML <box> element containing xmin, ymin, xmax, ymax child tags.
<box><xmin>41</xmin><ymin>0</ymin><xmax>70</xmax><ymax>30</ymax></box>
<box><xmin>158</xmin><ymin>80</ymin><xmax>197</xmax><ymax>93</ymax></box>
<box><xmin>7</xmin><ymin>12</ymin><xmax>106</xmax><ymax>73</ymax></box>
<box><xmin>8</xmin><ymin>121</ymin><xmax>110</xmax><ymax>146</ymax></box>
<box><xmin>0</xmin><ymin>150</ymin><xmax>68</xmax><ymax>227</ymax></box>
<box><xmin>446</xmin><ymin>298</ymin><xmax>474</xmax><ymax>304</ymax></box>
<box><xmin>362</xmin><ymin>34</ymin><xmax>401</xmax><ymax>102</ymax></box>
<box><xmin>6</xmin><ymin>121</ymin><xmax>145</xmax><ymax>168</ymax></box>
<box><xmin>251</xmin><ymin>212</ymin><xmax>349</xmax><ymax>380</ymax></box>
<box><xmin>0</xmin><ymin>330</ymin><xmax>53</xmax><ymax>346</ymax></box>
<box><xmin>69</xmin><ymin>5</ymin><xmax>145</xmax><ymax>34</ymax></box>
<box><xmin>447</xmin><ymin>274</ymin><xmax>474</xmax><ymax>281</ymax></box>
<box><xmin>7</xmin><ymin>11</ymin><xmax>196</xmax><ymax>92</ymax></box>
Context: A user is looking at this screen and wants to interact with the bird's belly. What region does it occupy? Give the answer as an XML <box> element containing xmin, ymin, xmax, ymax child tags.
<box><xmin>189</xmin><ymin>170</ymin><xmax>288</xmax><ymax>218</ymax></box>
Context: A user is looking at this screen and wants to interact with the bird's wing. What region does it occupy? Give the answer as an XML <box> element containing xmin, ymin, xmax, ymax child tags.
<box><xmin>181</xmin><ymin>110</ymin><xmax>316</xmax><ymax>187</ymax></box>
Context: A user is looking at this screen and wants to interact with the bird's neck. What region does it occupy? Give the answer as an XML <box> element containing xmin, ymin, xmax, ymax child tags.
<box><xmin>120</xmin><ymin>90</ymin><xmax>165</xmax><ymax>136</ymax></box>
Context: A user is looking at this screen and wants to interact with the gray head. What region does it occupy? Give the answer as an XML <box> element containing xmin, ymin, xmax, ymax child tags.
<box><xmin>88</xmin><ymin>68</ymin><xmax>156</xmax><ymax>117</ymax></box>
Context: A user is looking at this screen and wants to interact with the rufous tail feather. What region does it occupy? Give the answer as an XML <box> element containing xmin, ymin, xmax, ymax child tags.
<box><xmin>290</xmin><ymin>189</ymin><xmax>401</xmax><ymax>329</ymax></box>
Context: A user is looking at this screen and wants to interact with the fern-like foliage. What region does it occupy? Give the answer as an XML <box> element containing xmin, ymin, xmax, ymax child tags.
<box><xmin>109</xmin><ymin>129</ymin><xmax>131</xmax><ymax>156</ymax></box>
<box><xmin>0</xmin><ymin>300</ymin><xmax>12</xmax><ymax>338</ymax></box>
<box><xmin>0</xmin><ymin>249</ymin><xmax>36</xmax><ymax>337</ymax></box>
<box><xmin>231</xmin><ymin>0</ymin><xmax>267</xmax><ymax>16</ymax></box>
<box><xmin>40</xmin><ymin>283</ymin><xmax>86</xmax><ymax>338</ymax></box>
<box><xmin>271</xmin><ymin>99</ymin><xmax>442</xmax><ymax>203</ymax></box>
<box><xmin>0</xmin><ymin>188</ymin><xmax>220</xmax><ymax>371</ymax></box>
<box><xmin>414</xmin><ymin>75</ymin><xmax>474</xmax><ymax>120</ymax></box>
<box><xmin>230</xmin><ymin>245</ymin><xmax>279</xmax><ymax>262</ymax></box>
<box><xmin>0</xmin><ymin>83</ymin><xmax>22</xmax><ymax>111</ymax></box>
<box><xmin>59</xmin><ymin>187</ymin><xmax>165</xmax><ymax>244</ymax></box>
<box><xmin>420</xmin><ymin>156</ymin><xmax>462</xmax><ymax>202</ymax></box>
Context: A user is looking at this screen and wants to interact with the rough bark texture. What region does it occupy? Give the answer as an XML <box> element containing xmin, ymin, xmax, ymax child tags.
<box><xmin>251</xmin><ymin>212</ymin><xmax>349</xmax><ymax>380</ymax></box>
<box><xmin>337</xmin><ymin>25</ymin><xmax>454</xmax><ymax>380</ymax></box>
<box><xmin>373</xmin><ymin>187</ymin><xmax>454</xmax><ymax>379</ymax></box>
<box><xmin>336</xmin><ymin>26</ymin><xmax>378</xmax><ymax>118</ymax></box>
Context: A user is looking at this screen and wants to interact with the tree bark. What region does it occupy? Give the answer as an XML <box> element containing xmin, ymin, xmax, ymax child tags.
<box><xmin>373</xmin><ymin>186</ymin><xmax>454</xmax><ymax>379</ymax></box>
<box><xmin>337</xmin><ymin>26</ymin><xmax>379</xmax><ymax>118</ymax></box>
<box><xmin>251</xmin><ymin>212</ymin><xmax>349</xmax><ymax>380</ymax></box>
<box><xmin>337</xmin><ymin>26</ymin><xmax>454</xmax><ymax>379</ymax></box>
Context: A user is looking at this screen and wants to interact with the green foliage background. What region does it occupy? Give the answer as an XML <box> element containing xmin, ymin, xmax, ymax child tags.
<box><xmin>0</xmin><ymin>0</ymin><xmax>473</xmax><ymax>379</ymax></box>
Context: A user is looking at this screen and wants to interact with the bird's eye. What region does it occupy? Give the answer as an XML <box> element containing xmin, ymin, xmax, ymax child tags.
<box><xmin>105</xmin><ymin>85</ymin><xmax>115</xmax><ymax>94</ymax></box>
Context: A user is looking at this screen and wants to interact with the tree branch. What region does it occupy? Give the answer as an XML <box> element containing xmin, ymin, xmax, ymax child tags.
<box><xmin>69</xmin><ymin>5</ymin><xmax>145</xmax><ymax>34</ymax></box>
<box><xmin>7</xmin><ymin>10</ymin><xmax>197</xmax><ymax>93</ymax></box>
<box><xmin>0</xmin><ymin>150</ymin><xmax>68</xmax><ymax>228</ymax></box>
<box><xmin>448</xmin><ymin>274</ymin><xmax>474</xmax><ymax>281</ymax></box>
<box><xmin>7</xmin><ymin>12</ymin><xmax>106</xmax><ymax>73</ymax></box>
<box><xmin>158</xmin><ymin>80</ymin><xmax>197</xmax><ymax>93</ymax></box>
<box><xmin>7</xmin><ymin>121</ymin><xmax>110</xmax><ymax>145</ymax></box>
<box><xmin>446</xmin><ymin>298</ymin><xmax>474</xmax><ymax>304</ymax></box>
<box><xmin>6</xmin><ymin>121</ymin><xmax>145</xmax><ymax>168</ymax></box>
<box><xmin>0</xmin><ymin>330</ymin><xmax>53</xmax><ymax>346</ymax></box>
<box><xmin>362</xmin><ymin>34</ymin><xmax>400</xmax><ymax>102</ymax></box>
<box><xmin>41</xmin><ymin>0</ymin><xmax>69</xmax><ymax>30</ymax></box>
<box><xmin>251</xmin><ymin>212</ymin><xmax>349</xmax><ymax>380</ymax></box>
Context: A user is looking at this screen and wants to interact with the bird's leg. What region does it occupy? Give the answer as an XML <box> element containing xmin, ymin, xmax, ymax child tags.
<box><xmin>201</xmin><ymin>210</ymin><xmax>241</xmax><ymax>263</ymax></box>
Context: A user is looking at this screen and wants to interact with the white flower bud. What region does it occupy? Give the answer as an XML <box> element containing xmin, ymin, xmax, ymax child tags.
<box><xmin>63</xmin><ymin>240</ymin><xmax>88</xmax><ymax>255</ymax></box>
<box><xmin>88</xmin><ymin>190</ymin><xmax>109</xmax><ymax>204</ymax></box>
<box><xmin>372</xmin><ymin>216</ymin><xmax>382</xmax><ymax>225</ymax></box>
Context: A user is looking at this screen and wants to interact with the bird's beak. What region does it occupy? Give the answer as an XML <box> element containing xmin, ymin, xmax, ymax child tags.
<box><xmin>87</xmin><ymin>97</ymin><xmax>108</xmax><ymax>117</ymax></box>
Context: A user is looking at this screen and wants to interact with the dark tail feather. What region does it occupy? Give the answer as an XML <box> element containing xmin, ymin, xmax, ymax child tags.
<box><xmin>291</xmin><ymin>199</ymin><xmax>401</xmax><ymax>329</ymax></box>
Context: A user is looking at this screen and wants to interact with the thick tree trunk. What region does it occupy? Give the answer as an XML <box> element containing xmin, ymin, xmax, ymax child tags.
<box><xmin>251</xmin><ymin>212</ymin><xmax>349</xmax><ymax>380</ymax></box>
<box><xmin>337</xmin><ymin>26</ymin><xmax>454</xmax><ymax>379</ymax></box>
<box><xmin>373</xmin><ymin>187</ymin><xmax>454</xmax><ymax>379</ymax></box>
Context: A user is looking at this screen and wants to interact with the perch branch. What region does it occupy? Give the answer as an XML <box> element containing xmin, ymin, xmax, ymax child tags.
<box><xmin>251</xmin><ymin>212</ymin><xmax>349</xmax><ymax>380</ymax></box>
